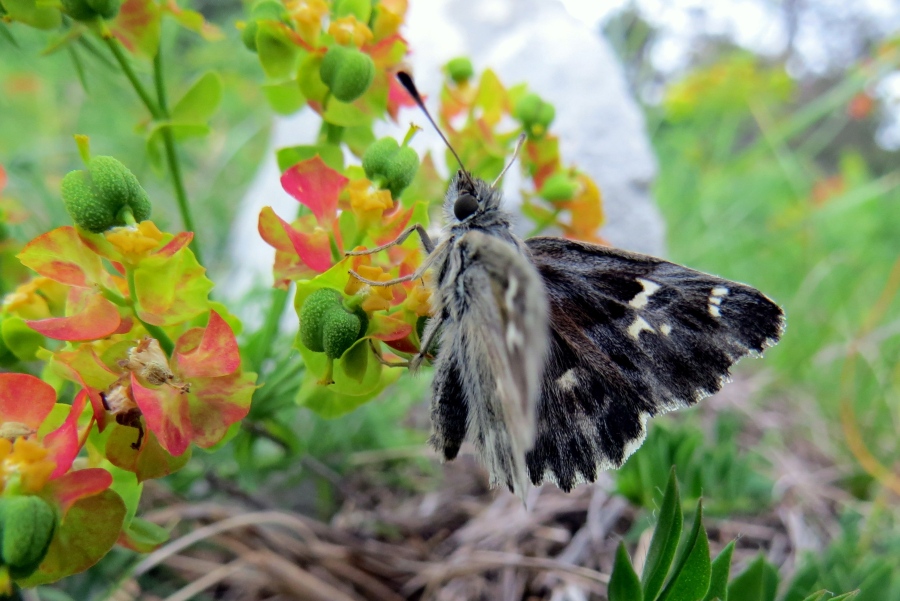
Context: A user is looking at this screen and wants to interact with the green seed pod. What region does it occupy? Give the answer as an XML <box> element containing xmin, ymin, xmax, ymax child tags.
<box><xmin>362</xmin><ymin>138</ymin><xmax>419</xmax><ymax>197</ymax></box>
<box><xmin>514</xmin><ymin>92</ymin><xmax>555</xmax><ymax>137</ymax></box>
<box><xmin>446</xmin><ymin>57</ymin><xmax>474</xmax><ymax>84</ymax></box>
<box><xmin>61</xmin><ymin>156</ymin><xmax>152</xmax><ymax>233</ymax></box>
<box><xmin>322</xmin><ymin>306</ymin><xmax>366</xmax><ymax>359</ymax></box>
<box><xmin>320</xmin><ymin>46</ymin><xmax>375</xmax><ymax>103</ymax></box>
<box><xmin>241</xmin><ymin>20</ymin><xmax>259</xmax><ymax>52</ymax></box>
<box><xmin>299</xmin><ymin>288</ymin><xmax>344</xmax><ymax>353</ymax></box>
<box><xmin>0</xmin><ymin>495</ymin><xmax>57</xmax><ymax>579</ymax></box>
<box><xmin>60</xmin><ymin>0</ymin><xmax>121</xmax><ymax>21</ymax></box>
<box><xmin>385</xmin><ymin>146</ymin><xmax>419</xmax><ymax>198</ymax></box>
<box><xmin>333</xmin><ymin>0</ymin><xmax>372</xmax><ymax>23</ymax></box>
<box><xmin>362</xmin><ymin>138</ymin><xmax>400</xmax><ymax>182</ymax></box>
<box><xmin>540</xmin><ymin>172</ymin><xmax>579</xmax><ymax>201</ymax></box>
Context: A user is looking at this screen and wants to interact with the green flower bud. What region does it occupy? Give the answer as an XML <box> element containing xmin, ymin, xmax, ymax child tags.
<box><xmin>362</xmin><ymin>138</ymin><xmax>420</xmax><ymax>198</ymax></box>
<box><xmin>60</xmin><ymin>0</ymin><xmax>121</xmax><ymax>21</ymax></box>
<box><xmin>0</xmin><ymin>496</ymin><xmax>57</xmax><ymax>579</ymax></box>
<box><xmin>299</xmin><ymin>288</ymin><xmax>368</xmax><ymax>359</ymax></box>
<box><xmin>333</xmin><ymin>0</ymin><xmax>372</xmax><ymax>23</ymax></box>
<box><xmin>241</xmin><ymin>20</ymin><xmax>259</xmax><ymax>52</ymax></box>
<box><xmin>514</xmin><ymin>92</ymin><xmax>556</xmax><ymax>138</ymax></box>
<box><xmin>540</xmin><ymin>172</ymin><xmax>579</xmax><ymax>201</ymax></box>
<box><xmin>61</xmin><ymin>156</ymin><xmax>152</xmax><ymax>233</ymax></box>
<box><xmin>320</xmin><ymin>46</ymin><xmax>375</xmax><ymax>103</ymax></box>
<box><xmin>446</xmin><ymin>57</ymin><xmax>474</xmax><ymax>84</ymax></box>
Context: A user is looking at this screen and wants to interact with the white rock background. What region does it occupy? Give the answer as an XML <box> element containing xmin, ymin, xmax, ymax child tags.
<box><xmin>226</xmin><ymin>0</ymin><xmax>665</xmax><ymax>301</ymax></box>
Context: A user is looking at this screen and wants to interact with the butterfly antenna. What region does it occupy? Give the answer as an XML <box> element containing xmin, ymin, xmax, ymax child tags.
<box><xmin>491</xmin><ymin>132</ymin><xmax>527</xmax><ymax>189</ymax></box>
<box><xmin>396</xmin><ymin>71</ymin><xmax>475</xmax><ymax>187</ymax></box>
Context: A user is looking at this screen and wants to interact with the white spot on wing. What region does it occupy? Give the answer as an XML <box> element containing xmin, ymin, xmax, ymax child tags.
<box><xmin>660</xmin><ymin>323</ymin><xmax>672</xmax><ymax>336</ymax></box>
<box><xmin>627</xmin><ymin>316</ymin><xmax>655</xmax><ymax>339</ymax></box>
<box><xmin>556</xmin><ymin>369</ymin><xmax>578</xmax><ymax>392</ymax></box>
<box><xmin>707</xmin><ymin>286</ymin><xmax>728</xmax><ymax>318</ymax></box>
<box><xmin>628</xmin><ymin>278</ymin><xmax>661</xmax><ymax>309</ymax></box>
<box><xmin>622</xmin><ymin>413</ymin><xmax>650</xmax><ymax>460</ymax></box>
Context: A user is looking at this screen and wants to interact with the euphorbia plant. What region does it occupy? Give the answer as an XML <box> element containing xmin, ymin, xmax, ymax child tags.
<box><xmin>0</xmin><ymin>146</ymin><xmax>256</xmax><ymax>591</ymax></box>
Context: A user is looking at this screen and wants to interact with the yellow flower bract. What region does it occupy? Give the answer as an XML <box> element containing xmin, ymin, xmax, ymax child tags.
<box><xmin>1</xmin><ymin>276</ymin><xmax>65</xmax><ymax>319</ymax></box>
<box><xmin>0</xmin><ymin>437</ymin><xmax>56</xmax><ymax>494</ymax></box>
<box><xmin>105</xmin><ymin>221</ymin><xmax>164</xmax><ymax>262</ymax></box>
<box><xmin>345</xmin><ymin>264</ymin><xmax>395</xmax><ymax>312</ymax></box>
<box><xmin>328</xmin><ymin>16</ymin><xmax>374</xmax><ymax>47</ymax></box>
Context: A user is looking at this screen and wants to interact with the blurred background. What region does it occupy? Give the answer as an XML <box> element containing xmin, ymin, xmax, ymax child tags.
<box><xmin>1</xmin><ymin>0</ymin><xmax>899</xmax><ymax>599</ymax></box>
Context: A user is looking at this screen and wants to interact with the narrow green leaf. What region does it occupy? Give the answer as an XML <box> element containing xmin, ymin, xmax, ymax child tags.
<box><xmin>171</xmin><ymin>71</ymin><xmax>223</xmax><ymax>124</ymax></box>
<box><xmin>827</xmin><ymin>592</ymin><xmax>859</xmax><ymax>601</ymax></box>
<box><xmin>703</xmin><ymin>541</ymin><xmax>734</xmax><ymax>601</ymax></box>
<box><xmin>781</xmin><ymin>561</ymin><xmax>819</xmax><ymax>601</ymax></box>
<box><xmin>610</xmin><ymin>542</ymin><xmax>644</xmax><ymax>601</ymax></box>
<box><xmin>642</xmin><ymin>466</ymin><xmax>683</xmax><ymax>601</ymax></box>
<box><xmin>798</xmin><ymin>592</ymin><xmax>827</xmax><ymax>601</ymax></box>
<box><xmin>658</xmin><ymin>500</ymin><xmax>711</xmax><ymax>601</ymax></box>
<box><xmin>727</xmin><ymin>554</ymin><xmax>779</xmax><ymax>601</ymax></box>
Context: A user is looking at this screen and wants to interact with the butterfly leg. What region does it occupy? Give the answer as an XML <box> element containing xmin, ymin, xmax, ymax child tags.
<box><xmin>345</xmin><ymin>224</ymin><xmax>435</xmax><ymax>256</ymax></box>
<box><xmin>368</xmin><ymin>340</ymin><xmax>410</xmax><ymax>368</ymax></box>
<box><xmin>410</xmin><ymin>312</ymin><xmax>443</xmax><ymax>373</ymax></box>
<box><xmin>348</xmin><ymin>239</ymin><xmax>448</xmax><ymax>286</ymax></box>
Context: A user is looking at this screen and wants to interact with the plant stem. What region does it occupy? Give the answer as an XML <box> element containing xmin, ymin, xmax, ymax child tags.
<box><xmin>153</xmin><ymin>45</ymin><xmax>204</xmax><ymax>265</ymax></box>
<box><xmin>104</xmin><ymin>37</ymin><xmax>160</xmax><ymax>118</ymax></box>
<box><xmin>104</xmin><ymin>34</ymin><xmax>203</xmax><ymax>264</ymax></box>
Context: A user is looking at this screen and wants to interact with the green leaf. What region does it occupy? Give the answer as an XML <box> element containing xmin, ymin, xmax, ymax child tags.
<box><xmin>3</xmin><ymin>0</ymin><xmax>62</xmax><ymax>29</ymax></box>
<box><xmin>119</xmin><ymin>517</ymin><xmax>169</xmax><ymax>553</ymax></box>
<box><xmin>342</xmin><ymin>337</ymin><xmax>369</xmax><ymax>383</ymax></box>
<box><xmin>703</xmin><ymin>541</ymin><xmax>734</xmax><ymax>601</ymax></box>
<box><xmin>276</xmin><ymin>144</ymin><xmax>344</xmax><ymax>173</ymax></box>
<box><xmin>133</xmin><ymin>244</ymin><xmax>213</xmax><ymax>326</ymax></box>
<box><xmin>263</xmin><ymin>80</ymin><xmax>306</xmax><ymax>115</ymax></box>
<box><xmin>323</xmin><ymin>98</ymin><xmax>372</xmax><ymax>127</ymax></box>
<box><xmin>658</xmin><ymin>500</ymin><xmax>711</xmax><ymax>601</ymax></box>
<box><xmin>171</xmin><ymin>71</ymin><xmax>223</xmax><ymax>124</ymax></box>
<box><xmin>2</xmin><ymin>315</ymin><xmax>44</xmax><ymax>361</ymax></box>
<box><xmin>827</xmin><ymin>593</ymin><xmax>860</xmax><ymax>601</ymax></box>
<box><xmin>297</xmin><ymin>52</ymin><xmax>329</xmax><ymax>104</ymax></box>
<box><xmin>642</xmin><ymin>466</ymin><xmax>684</xmax><ymax>601</ymax></box>
<box><xmin>610</xmin><ymin>542</ymin><xmax>644</xmax><ymax>601</ymax></box>
<box><xmin>256</xmin><ymin>21</ymin><xmax>298</xmax><ymax>79</ymax></box>
<box><xmin>727</xmin><ymin>555</ymin><xmax>779</xmax><ymax>601</ymax></box>
<box><xmin>18</xmin><ymin>489</ymin><xmax>126</xmax><ymax>587</ymax></box>
<box><xmin>798</xmin><ymin>593</ymin><xmax>827</xmax><ymax>601</ymax></box>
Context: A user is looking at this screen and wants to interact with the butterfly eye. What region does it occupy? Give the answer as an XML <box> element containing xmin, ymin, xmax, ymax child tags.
<box><xmin>453</xmin><ymin>193</ymin><xmax>479</xmax><ymax>220</ymax></box>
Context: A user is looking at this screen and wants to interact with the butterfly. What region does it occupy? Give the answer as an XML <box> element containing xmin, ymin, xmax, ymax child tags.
<box><xmin>348</xmin><ymin>72</ymin><xmax>785</xmax><ymax>500</ymax></box>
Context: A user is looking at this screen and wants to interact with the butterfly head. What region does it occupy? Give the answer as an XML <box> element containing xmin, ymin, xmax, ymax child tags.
<box><xmin>446</xmin><ymin>170</ymin><xmax>502</xmax><ymax>224</ymax></box>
